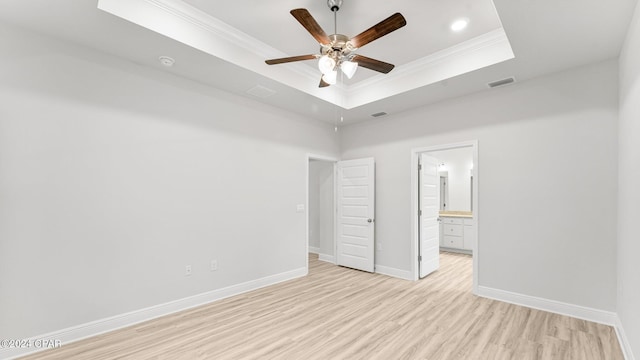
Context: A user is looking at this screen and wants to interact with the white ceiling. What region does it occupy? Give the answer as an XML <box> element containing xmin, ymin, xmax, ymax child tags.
<box><xmin>0</xmin><ymin>0</ymin><xmax>636</xmax><ymax>125</ymax></box>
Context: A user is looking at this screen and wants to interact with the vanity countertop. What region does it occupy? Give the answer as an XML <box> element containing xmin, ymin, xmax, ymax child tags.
<box><xmin>439</xmin><ymin>211</ymin><xmax>473</xmax><ymax>218</ymax></box>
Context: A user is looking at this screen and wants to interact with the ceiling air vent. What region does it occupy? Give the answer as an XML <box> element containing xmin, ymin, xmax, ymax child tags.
<box><xmin>371</xmin><ymin>112</ymin><xmax>388</xmax><ymax>118</ymax></box>
<box><xmin>487</xmin><ymin>77</ymin><xmax>516</xmax><ymax>88</ymax></box>
<box><xmin>246</xmin><ymin>85</ymin><xmax>276</xmax><ymax>99</ymax></box>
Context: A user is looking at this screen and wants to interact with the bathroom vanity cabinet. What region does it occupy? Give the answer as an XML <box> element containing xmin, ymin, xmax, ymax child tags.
<box><xmin>439</xmin><ymin>214</ymin><xmax>473</xmax><ymax>254</ymax></box>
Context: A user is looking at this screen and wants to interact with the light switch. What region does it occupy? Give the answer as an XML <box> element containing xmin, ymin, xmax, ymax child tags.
<box><xmin>296</xmin><ymin>204</ymin><xmax>305</xmax><ymax>212</ymax></box>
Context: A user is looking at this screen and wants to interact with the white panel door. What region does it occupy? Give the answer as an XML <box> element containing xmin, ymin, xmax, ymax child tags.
<box><xmin>419</xmin><ymin>154</ymin><xmax>440</xmax><ymax>278</ymax></box>
<box><xmin>336</xmin><ymin>158</ymin><xmax>375</xmax><ymax>273</ymax></box>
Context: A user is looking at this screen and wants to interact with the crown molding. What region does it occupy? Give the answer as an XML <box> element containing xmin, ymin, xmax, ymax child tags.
<box><xmin>344</xmin><ymin>28</ymin><xmax>514</xmax><ymax>108</ymax></box>
<box><xmin>143</xmin><ymin>0</ymin><xmax>276</xmax><ymax>58</ymax></box>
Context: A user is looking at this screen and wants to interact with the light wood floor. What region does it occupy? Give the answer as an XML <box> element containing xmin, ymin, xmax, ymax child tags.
<box><xmin>22</xmin><ymin>252</ymin><xmax>623</xmax><ymax>360</ymax></box>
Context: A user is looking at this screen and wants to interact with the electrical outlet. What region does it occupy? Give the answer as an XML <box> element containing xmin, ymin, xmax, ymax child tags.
<box><xmin>210</xmin><ymin>260</ymin><xmax>218</xmax><ymax>271</ymax></box>
<box><xmin>185</xmin><ymin>265</ymin><xmax>192</xmax><ymax>276</ymax></box>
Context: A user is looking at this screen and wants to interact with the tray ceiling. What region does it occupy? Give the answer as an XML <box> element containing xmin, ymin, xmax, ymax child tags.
<box><xmin>97</xmin><ymin>0</ymin><xmax>515</xmax><ymax>109</ymax></box>
<box><xmin>0</xmin><ymin>0</ymin><xmax>635</xmax><ymax>124</ymax></box>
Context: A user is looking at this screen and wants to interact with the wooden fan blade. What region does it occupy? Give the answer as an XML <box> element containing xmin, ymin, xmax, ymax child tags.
<box><xmin>265</xmin><ymin>54</ymin><xmax>317</xmax><ymax>65</ymax></box>
<box><xmin>349</xmin><ymin>13</ymin><xmax>407</xmax><ymax>49</ymax></box>
<box><xmin>291</xmin><ymin>9</ymin><xmax>331</xmax><ymax>45</ymax></box>
<box><xmin>319</xmin><ymin>76</ymin><xmax>330</xmax><ymax>88</ymax></box>
<box><xmin>352</xmin><ymin>55</ymin><xmax>395</xmax><ymax>74</ymax></box>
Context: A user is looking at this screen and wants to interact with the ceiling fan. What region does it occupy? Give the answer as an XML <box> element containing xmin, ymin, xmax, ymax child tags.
<box><xmin>265</xmin><ymin>0</ymin><xmax>407</xmax><ymax>88</ymax></box>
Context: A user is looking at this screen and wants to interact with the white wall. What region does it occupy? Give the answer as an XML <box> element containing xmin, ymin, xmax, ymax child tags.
<box><xmin>618</xmin><ymin>1</ymin><xmax>640</xmax><ymax>357</ymax></box>
<box><xmin>0</xmin><ymin>23</ymin><xmax>338</xmax><ymax>339</ymax></box>
<box><xmin>340</xmin><ymin>60</ymin><xmax>619</xmax><ymax>311</ymax></box>
<box><xmin>431</xmin><ymin>147</ymin><xmax>473</xmax><ymax>212</ymax></box>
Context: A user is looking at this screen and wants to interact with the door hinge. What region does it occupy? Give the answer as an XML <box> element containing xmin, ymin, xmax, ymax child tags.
<box><xmin>418</xmin><ymin>255</ymin><xmax>422</xmax><ymax>262</ymax></box>
<box><xmin>418</xmin><ymin>164</ymin><xmax>422</xmax><ymax>171</ymax></box>
<box><xmin>418</xmin><ymin>209</ymin><xmax>422</xmax><ymax>216</ymax></box>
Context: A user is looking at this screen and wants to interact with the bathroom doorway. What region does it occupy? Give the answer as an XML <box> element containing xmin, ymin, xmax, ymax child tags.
<box><xmin>411</xmin><ymin>141</ymin><xmax>478</xmax><ymax>294</ymax></box>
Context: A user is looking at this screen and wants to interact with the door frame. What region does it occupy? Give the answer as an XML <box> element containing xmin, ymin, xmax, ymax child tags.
<box><xmin>410</xmin><ymin>141</ymin><xmax>479</xmax><ymax>294</ymax></box>
<box><xmin>306</xmin><ymin>154</ymin><xmax>339</xmax><ymax>272</ymax></box>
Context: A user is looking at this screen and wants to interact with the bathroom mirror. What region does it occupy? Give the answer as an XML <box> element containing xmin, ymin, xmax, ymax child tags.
<box><xmin>431</xmin><ymin>147</ymin><xmax>473</xmax><ymax>213</ymax></box>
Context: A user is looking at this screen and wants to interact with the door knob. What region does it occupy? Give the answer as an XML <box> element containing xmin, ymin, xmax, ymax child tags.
<box><xmin>367</xmin><ymin>218</ymin><xmax>373</xmax><ymax>223</ymax></box>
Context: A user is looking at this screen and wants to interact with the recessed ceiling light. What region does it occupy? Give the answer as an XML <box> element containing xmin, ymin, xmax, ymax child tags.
<box><xmin>158</xmin><ymin>56</ymin><xmax>175</xmax><ymax>67</ymax></box>
<box><xmin>450</xmin><ymin>18</ymin><xmax>469</xmax><ymax>32</ymax></box>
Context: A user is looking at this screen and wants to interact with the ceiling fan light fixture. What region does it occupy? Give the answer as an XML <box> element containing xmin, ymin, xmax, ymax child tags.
<box><xmin>322</xmin><ymin>70</ymin><xmax>338</xmax><ymax>85</ymax></box>
<box><xmin>341</xmin><ymin>60</ymin><xmax>358</xmax><ymax>79</ymax></box>
<box><xmin>318</xmin><ymin>55</ymin><xmax>336</xmax><ymax>75</ymax></box>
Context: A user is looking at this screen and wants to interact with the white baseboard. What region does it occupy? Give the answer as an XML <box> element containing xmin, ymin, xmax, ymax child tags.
<box><xmin>615</xmin><ymin>316</ymin><xmax>636</xmax><ymax>360</ymax></box>
<box><xmin>308</xmin><ymin>246</ymin><xmax>321</xmax><ymax>254</ymax></box>
<box><xmin>318</xmin><ymin>253</ymin><xmax>335</xmax><ymax>263</ymax></box>
<box><xmin>440</xmin><ymin>247</ymin><xmax>472</xmax><ymax>255</ymax></box>
<box><xmin>0</xmin><ymin>267</ymin><xmax>307</xmax><ymax>360</ymax></box>
<box><xmin>477</xmin><ymin>286</ymin><xmax>617</xmax><ymax>326</ymax></box>
<box><xmin>375</xmin><ymin>265</ymin><xmax>413</xmax><ymax>281</ymax></box>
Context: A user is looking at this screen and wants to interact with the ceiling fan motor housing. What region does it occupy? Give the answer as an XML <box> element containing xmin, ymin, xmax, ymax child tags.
<box><xmin>322</xmin><ymin>34</ymin><xmax>350</xmax><ymax>53</ymax></box>
<box><xmin>320</xmin><ymin>34</ymin><xmax>354</xmax><ymax>66</ymax></box>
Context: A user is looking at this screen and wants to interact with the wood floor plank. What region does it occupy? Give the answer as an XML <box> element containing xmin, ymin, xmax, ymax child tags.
<box><xmin>20</xmin><ymin>252</ymin><xmax>623</xmax><ymax>360</ymax></box>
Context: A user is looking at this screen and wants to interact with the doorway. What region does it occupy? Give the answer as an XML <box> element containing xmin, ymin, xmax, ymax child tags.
<box><xmin>306</xmin><ymin>155</ymin><xmax>337</xmax><ymax>271</ymax></box>
<box><xmin>411</xmin><ymin>141</ymin><xmax>479</xmax><ymax>294</ymax></box>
